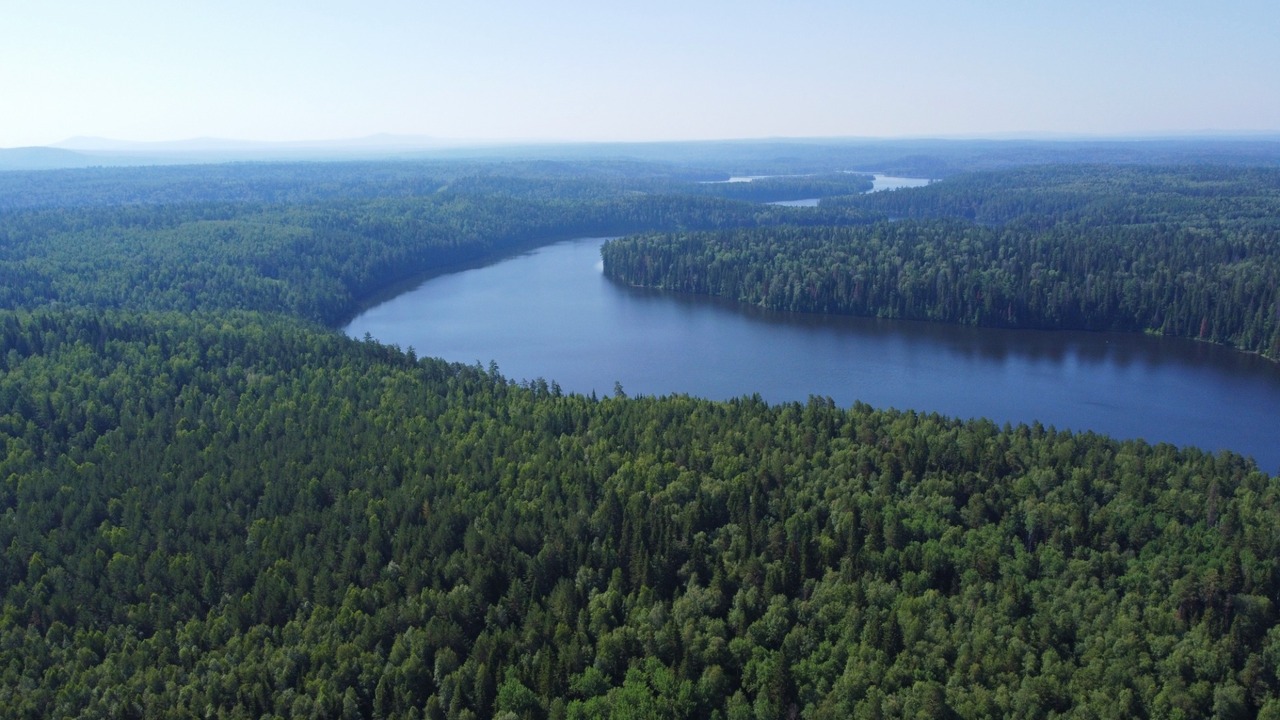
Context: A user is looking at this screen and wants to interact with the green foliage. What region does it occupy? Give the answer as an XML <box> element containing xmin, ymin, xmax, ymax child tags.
<box><xmin>2</xmin><ymin>158</ymin><xmax>1279</xmax><ymax>717</ymax></box>
<box><xmin>687</xmin><ymin>173</ymin><xmax>874</xmax><ymax>203</ymax></box>
<box><xmin>0</xmin><ymin>164</ymin><xmax>874</xmax><ymax>327</ymax></box>
<box><xmin>604</xmin><ymin>165</ymin><xmax>1280</xmax><ymax>357</ymax></box>
<box><xmin>0</xmin><ymin>310</ymin><xmax>1277</xmax><ymax>717</ymax></box>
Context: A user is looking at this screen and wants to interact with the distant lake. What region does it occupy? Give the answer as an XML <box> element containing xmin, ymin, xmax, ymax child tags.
<box><xmin>347</xmin><ymin>233</ymin><xmax>1280</xmax><ymax>474</ymax></box>
<box><xmin>704</xmin><ymin>172</ymin><xmax>931</xmax><ymax>191</ymax></box>
<box><xmin>770</xmin><ymin>175</ymin><xmax>931</xmax><ymax>206</ymax></box>
<box><xmin>869</xmin><ymin>174</ymin><xmax>932</xmax><ymax>192</ymax></box>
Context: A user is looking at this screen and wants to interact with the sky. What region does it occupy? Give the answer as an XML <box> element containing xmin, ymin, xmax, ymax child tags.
<box><xmin>1</xmin><ymin>0</ymin><xmax>1277</xmax><ymax>148</ymax></box>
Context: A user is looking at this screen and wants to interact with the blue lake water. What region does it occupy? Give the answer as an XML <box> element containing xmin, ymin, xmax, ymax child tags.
<box><xmin>347</xmin><ymin>236</ymin><xmax>1280</xmax><ymax>474</ymax></box>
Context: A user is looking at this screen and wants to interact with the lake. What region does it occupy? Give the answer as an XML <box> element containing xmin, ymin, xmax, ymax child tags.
<box><xmin>770</xmin><ymin>175</ymin><xmax>932</xmax><ymax>206</ymax></box>
<box><xmin>346</xmin><ymin>236</ymin><xmax>1280</xmax><ymax>474</ymax></box>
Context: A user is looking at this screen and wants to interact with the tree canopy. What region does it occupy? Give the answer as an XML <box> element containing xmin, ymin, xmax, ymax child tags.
<box><xmin>604</xmin><ymin>165</ymin><xmax>1280</xmax><ymax>357</ymax></box>
<box><xmin>1</xmin><ymin>156</ymin><xmax>1279</xmax><ymax>718</ymax></box>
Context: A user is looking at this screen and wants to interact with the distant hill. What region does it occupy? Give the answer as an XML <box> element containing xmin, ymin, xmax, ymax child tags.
<box><xmin>0</xmin><ymin>146</ymin><xmax>103</xmax><ymax>171</ymax></box>
<box><xmin>52</xmin><ymin>133</ymin><xmax>459</xmax><ymax>154</ymax></box>
<box><xmin>0</xmin><ymin>135</ymin><xmax>472</xmax><ymax>171</ymax></box>
<box><xmin>5</xmin><ymin>135</ymin><xmax>1280</xmax><ymax>174</ymax></box>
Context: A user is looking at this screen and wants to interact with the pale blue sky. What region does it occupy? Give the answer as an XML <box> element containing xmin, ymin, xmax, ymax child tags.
<box><xmin>2</xmin><ymin>0</ymin><xmax>1276</xmax><ymax>147</ymax></box>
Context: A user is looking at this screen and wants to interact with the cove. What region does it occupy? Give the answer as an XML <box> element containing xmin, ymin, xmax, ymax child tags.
<box><xmin>346</xmin><ymin>236</ymin><xmax>1280</xmax><ymax>474</ymax></box>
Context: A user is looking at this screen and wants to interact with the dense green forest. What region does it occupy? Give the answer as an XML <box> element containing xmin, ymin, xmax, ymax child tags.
<box><xmin>2</xmin><ymin>154</ymin><xmax>1280</xmax><ymax>717</ymax></box>
<box><xmin>603</xmin><ymin>165</ymin><xmax>1280</xmax><ymax>357</ymax></box>
<box><xmin>0</xmin><ymin>164</ymin><xmax>879</xmax><ymax>327</ymax></box>
<box><xmin>3</xmin><ymin>309</ymin><xmax>1279</xmax><ymax>718</ymax></box>
<box><xmin>0</xmin><ymin>160</ymin><xmax>871</xmax><ymax>211</ymax></box>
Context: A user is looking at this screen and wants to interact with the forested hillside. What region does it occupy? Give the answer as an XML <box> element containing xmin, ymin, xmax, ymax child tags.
<box><xmin>2</xmin><ymin>156</ymin><xmax>1280</xmax><ymax>718</ymax></box>
<box><xmin>0</xmin><ymin>166</ymin><xmax>877</xmax><ymax>327</ymax></box>
<box><xmin>2</xmin><ymin>310</ymin><xmax>1278</xmax><ymax>718</ymax></box>
<box><xmin>603</xmin><ymin>166</ymin><xmax>1280</xmax><ymax>357</ymax></box>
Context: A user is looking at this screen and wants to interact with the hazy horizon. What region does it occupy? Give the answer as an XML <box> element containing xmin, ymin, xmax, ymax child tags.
<box><xmin>23</xmin><ymin>129</ymin><xmax>1280</xmax><ymax>153</ymax></box>
<box><xmin>3</xmin><ymin>1</ymin><xmax>1277</xmax><ymax>149</ymax></box>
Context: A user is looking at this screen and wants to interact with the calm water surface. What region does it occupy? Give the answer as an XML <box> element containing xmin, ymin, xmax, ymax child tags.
<box><xmin>769</xmin><ymin>176</ymin><xmax>932</xmax><ymax>206</ymax></box>
<box><xmin>347</xmin><ymin>236</ymin><xmax>1280</xmax><ymax>473</ymax></box>
<box><xmin>869</xmin><ymin>175</ymin><xmax>932</xmax><ymax>191</ymax></box>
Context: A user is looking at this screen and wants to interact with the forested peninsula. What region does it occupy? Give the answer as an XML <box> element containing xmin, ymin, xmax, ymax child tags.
<box><xmin>4</xmin><ymin>147</ymin><xmax>1280</xmax><ymax>718</ymax></box>
<box><xmin>602</xmin><ymin>165</ymin><xmax>1280</xmax><ymax>358</ymax></box>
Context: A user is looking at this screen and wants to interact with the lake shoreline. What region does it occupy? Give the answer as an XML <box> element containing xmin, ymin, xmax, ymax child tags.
<box><xmin>347</xmin><ymin>236</ymin><xmax>1280</xmax><ymax>474</ymax></box>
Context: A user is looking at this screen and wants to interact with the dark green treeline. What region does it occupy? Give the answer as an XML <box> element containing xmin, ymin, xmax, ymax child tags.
<box><xmin>603</xmin><ymin>165</ymin><xmax>1280</xmax><ymax>357</ymax></box>
<box><xmin>0</xmin><ymin>165</ymin><xmax>875</xmax><ymax>328</ymax></box>
<box><xmin>2</xmin><ymin>158</ymin><xmax>1280</xmax><ymax>718</ymax></box>
<box><xmin>1</xmin><ymin>310</ymin><xmax>1278</xmax><ymax>718</ymax></box>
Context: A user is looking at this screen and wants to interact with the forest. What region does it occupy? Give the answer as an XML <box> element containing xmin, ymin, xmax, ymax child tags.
<box><xmin>2</xmin><ymin>148</ymin><xmax>1280</xmax><ymax>718</ymax></box>
<box><xmin>602</xmin><ymin>165</ymin><xmax>1280</xmax><ymax>358</ymax></box>
<box><xmin>0</xmin><ymin>162</ymin><xmax>883</xmax><ymax>328</ymax></box>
